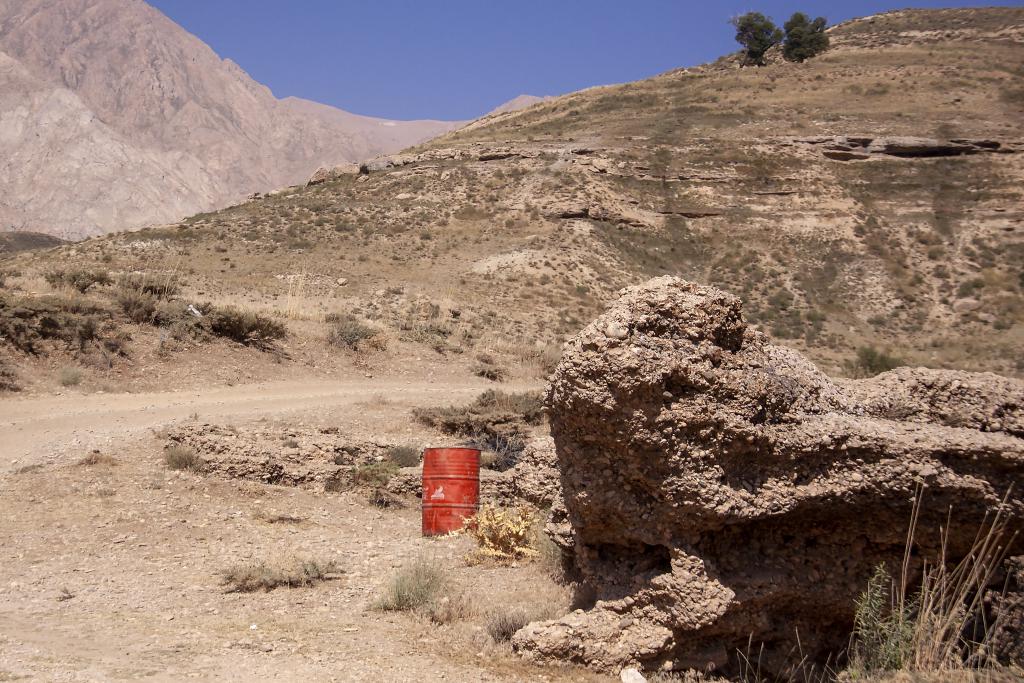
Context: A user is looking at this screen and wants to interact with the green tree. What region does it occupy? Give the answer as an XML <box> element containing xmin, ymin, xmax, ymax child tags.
<box><xmin>730</xmin><ymin>12</ymin><xmax>783</xmax><ymax>66</ymax></box>
<box><xmin>783</xmin><ymin>12</ymin><xmax>830</xmax><ymax>62</ymax></box>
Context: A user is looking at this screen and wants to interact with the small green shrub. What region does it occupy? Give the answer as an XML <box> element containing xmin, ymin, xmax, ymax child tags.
<box><xmin>207</xmin><ymin>306</ymin><xmax>286</xmax><ymax>349</ymax></box>
<box><xmin>164</xmin><ymin>444</ymin><xmax>204</xmax><ymax>472</ymax></box>
<box><xmin>222</xmin><ymin>558</ymin><xmax>341</xmax><ymax>593</ymax></box>
<box><xmin>45</xmin><ymin>268</ymin><xmax>112</xmax><ymax>293</ymax></box>
<box><xmin>375</xmin><ymin>558</ymin><xmax>447</xmax><ymax>612</ymax></box>
<box><xmin>58</xmin><ymin>366</ymin><xmax>83</xmax><ymax>387</ymax></box>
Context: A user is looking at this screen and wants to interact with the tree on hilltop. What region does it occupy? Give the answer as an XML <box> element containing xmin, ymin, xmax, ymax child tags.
<box><xmin>783</xmin><ymin>12</ymin><xmax>830</xmax><ymax>62</ymax></box>
<box><xmin>730</xmin><ymin>12</ymin><xmax>783</xmax><ymax>66</ymax></box>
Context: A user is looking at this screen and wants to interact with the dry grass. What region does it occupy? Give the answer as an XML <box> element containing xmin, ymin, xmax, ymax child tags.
<box><xmin>221</xmin><ymin>557</ymin><xmax>342</xmax><ymax>593</ymax></box>
<box><xmin>77</xmin><ymin>451</ymin><xmax>117</xmax><ymax>466</ymax></box>
<box><xmin>846</xmin><ymin>491</ymin><xmax>1017</xmax><ymax>678</ymax></box>
<box><xmin>375</xmin><ymin>556</ymin><xmax>450</xmax><ymax>612</ymax></box>
<box><xmin>326</xmin><ymin>314</ymin><xmax>378</xmax><ymax>350</ymax></box>
<box><xmin>485</xmin><ymin>608</ymin><xmax>530</xmax><ymax>642</ymax></box>
<box><xmin>58</xmin><ymin>366</ymin><xmax>83</xmax><ymax>387</ymax></box>
<box><xmin>351</xmin><ymin>461</ymin><xmax>399</xmax><ymax>487</ymax></box>
<box><xmin>163</xmin><ymin>444</ymin><xmax>205</xmax><ymax>472</ymax></box>
<box><xmin>386</xmin><ymin>445</ymin><xmax>421</xmax><ymax>467</ymax></box>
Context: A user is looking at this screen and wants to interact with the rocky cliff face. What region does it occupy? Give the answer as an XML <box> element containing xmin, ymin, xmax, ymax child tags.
<box><xmin>513</xmin><ymin>277</ymin><xmax>1024</xmax><ymax>675</ymax></box>
<box><xmin>0</xmin><ymin>0</ymin><xmax>460</xmax><ymax>238</ymax></box>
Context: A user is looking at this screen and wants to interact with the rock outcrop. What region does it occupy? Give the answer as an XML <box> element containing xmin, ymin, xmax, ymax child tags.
<box><xmin>796</xmin><ymin>135</ymin><xmax>1017</xmax><ymax>161</ymax></box>
<box><xmin>307</xmin><ymin>164</ymin><xmax>361</xmax><ymax>186</ymax></box>
<box><xmin>513</xmin><ymin>277</ymin><xmax>1024</xmax><ymax>676</ymax></box>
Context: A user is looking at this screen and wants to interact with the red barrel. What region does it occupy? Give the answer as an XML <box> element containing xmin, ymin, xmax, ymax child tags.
<box><xmin>422</xmin><ymin>448</ymin><xmax>480</xmax><ymax>536</ymax></box>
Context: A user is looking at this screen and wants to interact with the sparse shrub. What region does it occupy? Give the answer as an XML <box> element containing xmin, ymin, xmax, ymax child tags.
<box><xmin>422</xmin><ymin>593</ymin><xmax>472</xmax><ymax>625</ymax></box>
<box><xmin>730</xmin><ymin>12</ymin><xmax>783</xmax><ymax>66</ymax></box>
<box><xmin>117</xmin><ymin>272</ymin><xmax>180</xmax><ymax>298</ymax></box>
<box><xmin>387</xmin><ymin>445</ymin><xmax>421</xmax><ymax>467</ymax></box>
<box><xmin>58</xmin><ymin>366</ymin><xmax>83</xmax><ymax>387</ymax></box>
<box><xmin>467</xmin><ymin>431</ymin><xmax>525</xmax><ymax>471</ymax></box>
<box><xmin>848</xmin><ymin>346</ymin><xmax>904</xmax><ymax>378</ymax></box>
<box><xmin>117</xmin><ymin>288</ymin><xmax>158</xmax><ymax>324</ymax></box>
<box><xmin>221</xmin><ymin>558</ymin><xmax>341</xmax><ymax>593</ymax></box>
<box><xmin>352</xmin><ymin>461</ymin><xmax>399</xmax><ymax>487</ymax></box>
<box><xmin>153</xmin><ymin>300</ymin><xmax>209</xmax><ymax>339</ymax></box>
<box><xmin>207</xmin><ymin>306</ymin><xmax>286</xmax><ymax>349</ymax></box>
<box><xmin>782</xmin><ymin>12</ymin><xmax>829</xmax><ymax>62</ymax></box>
<box><xmin>164</xmin><ymin>444</ymin><xmax>204</xmax><ymax>472</ymax></box>
<box><xmin>0</xmin><ymin>359</ymin><xmax>19</xmax><ymax>392</ymax></box>
<box><xmin>486</xmin><ymin>608</ymin><xmax>530</xmax><ymax>642</ymax></box>
<box><xmin>473</xmin><ymin>363</ymin><xmax>506</xmax><ymax>382</ymax></box>
<box><xmin>368</xmin><ymin>487</ymin><xmax>406</xmax><ymax>509</ymax></box>
<box><xmin>78</xmin><ymin>451</ymin><xmax>117</xmax><ymax>466</ymax></box>
<box><xmin>464</xmin><ymin>504</ymin><xmax>539</xmax><ymax>563</ymax></box>
<box><xmin>327</xmin><ymin>315</ymin><xmax>377</xmax><ymax>350</ymax></box>
<box><xmin>846</xmin><ymin>496</ymin><xmax>1013</xmax><ymax>677</ymax></box>
<box><xmin>413</xmin><ymin>390</ymin><xmax>544</xmax><ymax>471</ymax></box>
<box><xmin>375</xmin><ymin>557</ymin><xmax>448</xmax><ymax>612</ymax></box>
<box><xmin>45</xmin><ymin>268</ymin><xmax>112</xmax><ymax>293</ymax></box>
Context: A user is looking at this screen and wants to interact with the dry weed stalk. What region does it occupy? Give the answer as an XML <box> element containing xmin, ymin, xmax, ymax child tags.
<box><xmin>464</xmin><ymin>504</ymin><xmax>539</xmax><ymax>563</ymax></box>
<box><xmin>848</xmin><ymin>487</ymin><xmax>1017</xmax><ymax>677</ymax></box>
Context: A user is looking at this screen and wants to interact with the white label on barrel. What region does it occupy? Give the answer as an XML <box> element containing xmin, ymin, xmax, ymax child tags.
<box><xmin>430</xmin><ymin>486</ymin><xmax>445</xmax><ymax>500</ymax></box>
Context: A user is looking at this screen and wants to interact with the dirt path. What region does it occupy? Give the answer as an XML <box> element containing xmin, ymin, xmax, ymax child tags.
<box><xmin>0</xmin><ymin>378</ymin><xmax>507</xmax><ymax>471</ymax></box>
<box><xmin>0</xmin><ymin>377</ymin><xmax>608</xmax><ymax>682</ymax></box>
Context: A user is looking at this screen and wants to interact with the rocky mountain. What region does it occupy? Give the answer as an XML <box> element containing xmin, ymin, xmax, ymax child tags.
<box><xmin>0</xmin><ymin>0</ymin><xmax>462</xmax><ymax>238</ymax></box>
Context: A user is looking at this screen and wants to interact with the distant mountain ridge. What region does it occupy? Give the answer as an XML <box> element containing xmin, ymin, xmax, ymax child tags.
<box><xmin>486</xmin><ymin>94</ymin><xmax>553</xmax><ymax>116</ymax></box>
<box><xmin>0</xmin><ymin>0</ymin><xmax>463</xmax><ymax>238</ymax></box>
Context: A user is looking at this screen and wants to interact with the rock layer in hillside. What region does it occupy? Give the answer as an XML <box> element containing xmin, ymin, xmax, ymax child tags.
<box><xmin>513</xmin><ymin>277</ymin><xmax>1024</xmax><ymax>675</ymax></box>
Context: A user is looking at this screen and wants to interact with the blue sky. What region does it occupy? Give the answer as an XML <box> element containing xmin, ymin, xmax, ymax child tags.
<box><xmin>149</xmin><ymin>1</ymin><xmax>1023</xmax><ymax>121</ymax></box>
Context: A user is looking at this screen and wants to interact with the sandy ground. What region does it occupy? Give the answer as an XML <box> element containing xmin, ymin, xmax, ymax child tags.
<box><xmin>0</xmin><ymin>376</ymin><xmax>606</xmax><ymax>682</ymax></box>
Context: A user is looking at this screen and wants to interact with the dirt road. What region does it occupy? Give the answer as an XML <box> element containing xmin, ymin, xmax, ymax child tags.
<box><xmin>1</xmin><ymin>378</ymin><xmax>501</xmax><ymax>471</ymax></box>
<box><xmin>0</xmin><ymin>377</ymin><xmax>605</xmax><ymax>682</ymax></box>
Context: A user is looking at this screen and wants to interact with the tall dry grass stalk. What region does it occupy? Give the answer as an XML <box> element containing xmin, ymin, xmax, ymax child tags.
<box><xmin>848</xmin><ymin>487</ymin><xmax>1018</xmax><ymax>677</ymax></box>
<box><xmin>283</xmin><ymin>272</ymin><xmax>325</xmax><ymax>322</ymax></box>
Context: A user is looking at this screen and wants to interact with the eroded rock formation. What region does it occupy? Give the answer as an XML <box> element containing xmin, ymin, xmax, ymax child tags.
<box><xmin>513</xmin><ymin>277</ymin><xmax>1024</xmax><ymax>676</ymax></box>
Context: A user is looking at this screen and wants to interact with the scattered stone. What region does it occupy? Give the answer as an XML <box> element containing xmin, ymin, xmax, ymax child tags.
<box><xmin>620</xmin><ymin>668</ymin><xmax>647</xmax><ymax>683</ymax></box>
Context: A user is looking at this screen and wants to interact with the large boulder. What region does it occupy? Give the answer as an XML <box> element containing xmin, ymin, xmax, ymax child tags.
<box><xmin>513</xmin><ymin>277</ymin><xmax>1024</xmax><ymax>676</ymax></box>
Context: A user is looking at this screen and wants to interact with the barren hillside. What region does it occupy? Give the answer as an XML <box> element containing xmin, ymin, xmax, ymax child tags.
<box><xmin>1</xmin><ymin>7</ymin><xmax>1022</xmax><ymax>397</ymax></box>
<box><xmin>0</xmin><ymin>0</ymin><xmax>461</xmax><ymax>238</ymax></box>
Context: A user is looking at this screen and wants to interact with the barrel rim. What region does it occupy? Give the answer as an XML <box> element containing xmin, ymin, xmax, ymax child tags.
<box><xmin>423</xmin><ymin>447</ymin><xmax>481</xmax><ymax>457</ymax></box>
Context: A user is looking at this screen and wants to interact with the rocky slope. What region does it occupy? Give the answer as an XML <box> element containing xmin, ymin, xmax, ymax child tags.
<box><xmin>1</xmin><ymin>7</ymin><xmax>1021</xmax><ymax>390</ymax></box>
<box><xmin>515</xmin><ymin>276</ymin><xmax>1024</xmax><ymax>676</ymax></box>
<box><xmin>0</xmin><ymin>0</ymin><xmax>461</xmax><ymax>238</ymax></box>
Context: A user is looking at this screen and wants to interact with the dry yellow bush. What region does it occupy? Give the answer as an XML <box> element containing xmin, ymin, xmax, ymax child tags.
<box><xmin>464</xmin><ymin>504</ymin><xmax>539</xmax><ymax>563</ymax></box>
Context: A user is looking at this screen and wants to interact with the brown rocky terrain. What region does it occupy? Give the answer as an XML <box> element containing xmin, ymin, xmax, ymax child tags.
<box><xmin>1</xmin><ymin>6</ymin><xmax>1023</xmax><ymax>682</ymax></box>
<box><xmin>3</xmin><ymin>7</ymin><xmax>1018</xmax><ymax>394</ymax></box>
<box><xmin>515</xmin><ymin>276</ymin><xmax>1023</xmax><ymax>676</ymax></box>
<box><xmin>0</xmin><ymin>0</ymin><xmax>461</xmax><ymax>238</ymax></box>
